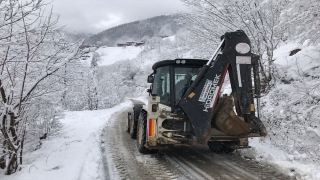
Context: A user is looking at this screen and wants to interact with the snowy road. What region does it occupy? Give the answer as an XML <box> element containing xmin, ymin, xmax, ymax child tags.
<box><xmin>100</xmin><ymin>109</ymin><xmax>294</xmax><ymax>180</ymax></box>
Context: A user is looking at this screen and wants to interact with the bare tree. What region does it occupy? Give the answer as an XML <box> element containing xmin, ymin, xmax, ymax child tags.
<box><xmin>0</xmin><ymin>0</ymin><xmax>80</xmax><ymax>174</ymax></box>
<box><xmin>179</xmin><ymin>0</ymin><xmax>289</xmax><ymax>91</ymax></box>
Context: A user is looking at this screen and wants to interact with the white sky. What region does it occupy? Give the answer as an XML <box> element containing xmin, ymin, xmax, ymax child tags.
<box><xmin>43</xmin><ymin>0</ymin><xmax>188</xmax><ymax>34</ymax></box>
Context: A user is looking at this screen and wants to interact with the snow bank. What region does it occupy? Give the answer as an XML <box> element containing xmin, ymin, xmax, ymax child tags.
<box><xmin>242</xmin><ymin>138</ymin><xmax>320</xmax><ymax>180</ymax></box>
<box><xmin>240</xmin><ymin>42</ymin><xmax>320</xmax><ymax>180</ymax></box>
<box><xmin>1</xmin><ymin>101</ymin><xmax>131</xmax><ymax>180</ymax></box>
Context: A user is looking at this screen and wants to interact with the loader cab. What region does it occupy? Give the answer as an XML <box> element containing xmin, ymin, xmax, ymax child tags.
<box><xmin>149</xmin><ymin>59</ymin><xmax>208</xmax><ymax>111</ymax></box>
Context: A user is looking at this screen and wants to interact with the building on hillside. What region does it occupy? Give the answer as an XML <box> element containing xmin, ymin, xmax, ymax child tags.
<box><xmin>117</xmin><ymin>43</ymin><xmax>127</xmax><ymax>47</ymax></box>
<box><xmin>126</xmin><ymin>41</ymin><xmax>135</xmax><ymax>46</ymax></box>
<box><xmin>117</xmin><ymin>41</ymin><xmax>145</xmax><ymax>47</ymax></box>
<box><xmin>134</xmin><ymin>42</ymin><xmax>145</xmax><ymax>47</ymax></box>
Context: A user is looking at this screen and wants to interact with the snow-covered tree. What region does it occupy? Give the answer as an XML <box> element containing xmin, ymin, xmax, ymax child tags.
<box><xmin>179</xmin><ymin>0</ymin><xmax>290</xmax><ymax>91</ymax></box>
<box><xmin>88</xmin><ymin>52</ymin><xmax>99</xmax><ymax>110</ymax></box>
<box><xmin>280</xmin><ymin>0</ymin><xmax>320</xmax><ymax>45</ymax></box>
<box><xmin>0</xmin><ymin>0</ymin><xmax>80</xmax><ymax>174</ymax></box>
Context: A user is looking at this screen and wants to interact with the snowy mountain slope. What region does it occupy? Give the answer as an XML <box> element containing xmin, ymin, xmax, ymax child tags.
<box><xmin>96</xmin><ymin>46</ymin><xmax>144</xmax><ymax>66</ymax></box>
<box><xmin>81</xmin><ymin>46</ymin><xmax>143</xmax><ymax>66</ymax></box>
<box><xmin>84</xmin><ymin>15</ymin><xmax>181</xmax><ymax>46</ymax></box>
<box><xmin>81</xmin><ymin>46</ymin><xmax>144</xmax><ymax>66</ymax></box>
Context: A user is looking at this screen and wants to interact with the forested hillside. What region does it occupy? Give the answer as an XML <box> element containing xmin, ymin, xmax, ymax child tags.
<box><xmin>84</xmin><ymin>15</ymin><xmax>181</xmax><ymax>46</ymax></box>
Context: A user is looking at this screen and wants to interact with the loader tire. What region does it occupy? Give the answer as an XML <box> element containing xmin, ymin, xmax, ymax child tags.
<box><xmin>126</xmin><ymin>112</ymin><xmax>131</xmax><ymax>133</ymax></box>
<box><xmin>136</xmin><ymin>111</ymin><xmax>158</xmax><ymax>154</ymax></box>
<box><xmin>129</xmin><ymin>109</ymin><xmax>138</xmax><ymax>139</ymax></box>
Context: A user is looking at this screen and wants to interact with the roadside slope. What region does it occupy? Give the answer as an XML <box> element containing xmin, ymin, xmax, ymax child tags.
<box><xmin>1</xmin><ymin>102</ymin><xmax>131</xmax><ymax>180</ymax></box>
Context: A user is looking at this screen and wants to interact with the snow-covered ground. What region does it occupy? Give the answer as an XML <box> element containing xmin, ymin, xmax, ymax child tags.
<box><xmin>82</xmin><ymin>46</ymin><xmax>144</xmax><ymax>66</ymax></box>
<box><xmin>242</xmin><ymin>138</ymin><xmax>320</xmax><ymax>179</ymax></box>
<box><xmin>0</xmin><ymin>101</ymin><xmax>132</xmax><ymax>180</ymax></box>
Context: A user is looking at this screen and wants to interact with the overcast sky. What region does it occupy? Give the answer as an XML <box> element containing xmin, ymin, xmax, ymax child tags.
<box><xmin>44</xmin><ymin>0</ymin><xmax>188</xmax><ymax>34</ymax></box>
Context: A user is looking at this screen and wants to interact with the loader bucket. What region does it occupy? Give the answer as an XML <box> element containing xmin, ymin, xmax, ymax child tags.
<box><xmin>212</xmin><ymin>95</ymin><xmax>253</xmax><ymax>135</ymax></box>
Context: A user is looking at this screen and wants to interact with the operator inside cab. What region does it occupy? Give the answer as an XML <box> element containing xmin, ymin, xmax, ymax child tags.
<box><xmin>175</xmin><ymin>73</ymin><xmax>192</xmax><ymax>102</ymax></box>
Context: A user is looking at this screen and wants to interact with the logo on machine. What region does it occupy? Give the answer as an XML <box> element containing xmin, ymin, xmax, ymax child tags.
<box><xmin>199</xmin><ymin>75</ymin><xmax>221</xmax><ymax>112</ymax></box>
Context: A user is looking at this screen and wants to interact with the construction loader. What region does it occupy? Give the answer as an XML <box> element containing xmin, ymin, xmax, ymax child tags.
<box><xmin>127</xmin><ymin>30</ymin><xmax>267</xmax><ymax>154</ymax></box>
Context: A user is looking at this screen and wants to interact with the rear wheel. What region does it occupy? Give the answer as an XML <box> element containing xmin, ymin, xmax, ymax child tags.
<box><xmin>136</xmin><ymin>111</ymin><xmax>158</xmax><ymax>154</ymax></box>
<box><xmin>129</xmin><ymin>109</ymin><xmax>138</xmax><ymax>139</ymax></box>
<box><xmin>126</xmin><ymin>112</ymin><xmax>131</xmax><ymax>133</ymax></box>
<box><xmin>208</xmin><ymin>142</ymin><xmax>235</xmax><ymax>153</ymax></box>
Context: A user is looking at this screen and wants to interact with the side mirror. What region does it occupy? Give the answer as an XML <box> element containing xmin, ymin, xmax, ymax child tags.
<box><xmin>147</xmin><ymin>75</ymin><xmax>154</xmax><ymax>83</ymax></box>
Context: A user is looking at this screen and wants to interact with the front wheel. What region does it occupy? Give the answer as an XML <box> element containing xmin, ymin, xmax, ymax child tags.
<box><xmin>136</xmin><ymin>111</ymin><xmax>158</xmax><ymax>154</ymax></box>
<box><xmin>129</xmin><ymin>109</ymin><xmax>138</xmax><ymax>139</ymax></box>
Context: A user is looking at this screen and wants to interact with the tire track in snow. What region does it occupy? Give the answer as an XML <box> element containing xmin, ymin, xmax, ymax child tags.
<box><xmin>101</xmin><ymin>109</ymin><xmax>188</xmax><ymax>180</ymax></box>
<box><xmin>101</xmin><ymin>109</ymin><xmax>294</xmax><ymax>180</ymax></box>
<box><xmin>166</xmin><ymin>145</ymin><xmax>294</xmax><ymax>180</ymax></box>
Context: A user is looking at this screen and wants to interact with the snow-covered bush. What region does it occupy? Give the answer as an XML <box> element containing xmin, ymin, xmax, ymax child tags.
<box><xmin>97</xmin><ymin>59</ymin><xmax>146</xmax><ymax>108</ymax></box>
<box><xmin>261</xmin><ymin>44</ymin><xmax>320</xmax><ymax>163</ymax></box>
<box><xmin>280</xmin><ymin>0</ymin><xmax>320</xmax><ymax>45</ymax></box>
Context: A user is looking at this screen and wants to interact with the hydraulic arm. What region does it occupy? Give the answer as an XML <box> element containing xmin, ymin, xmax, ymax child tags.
<box><xmin>178</xmin><ymin>30</ymin><xmax>267</xmax><ymax>144</ymax></box>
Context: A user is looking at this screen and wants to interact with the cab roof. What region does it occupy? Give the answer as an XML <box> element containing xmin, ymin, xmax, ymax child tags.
<box><xmin>152</xmin><ymin>59</ymin><xmax>208</xmax><ymax>71</ymax></box>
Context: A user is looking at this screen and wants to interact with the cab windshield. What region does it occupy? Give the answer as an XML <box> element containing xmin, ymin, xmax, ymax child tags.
<box><xmin>174</xmin><ymin>67</ymin><xmax>199</xmax><ymax>102</ymax></box>
<box><xmin>152</xmin><ymin>66</ymin><xmax>201</xmax><ymax>106</ymax></box>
